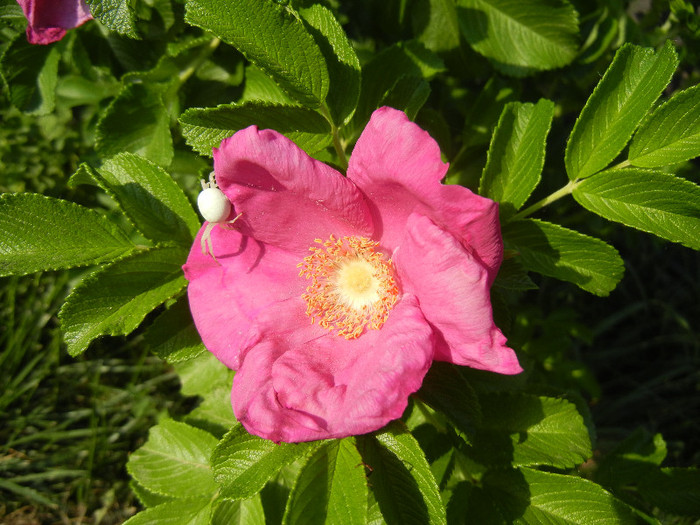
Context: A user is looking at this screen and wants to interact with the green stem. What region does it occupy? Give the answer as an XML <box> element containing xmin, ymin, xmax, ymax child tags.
<box><xmin>511</xmin><ymin>179</ymin><xmax>580</xmax><ymax>221</ymax></box>
<box><xmin>177</xmin><ymin>37</ymin><xmax>221</xmax><ymax>86</ymax></box>
<box><xmin>610</xmin><ymin>158</ymin><xmax>631</xmax><ymax>170</ymax></box>
<box><xmin>320</xmin><ymin>104</ymin><xmax>348</xmax><ymax>172</ymax></box>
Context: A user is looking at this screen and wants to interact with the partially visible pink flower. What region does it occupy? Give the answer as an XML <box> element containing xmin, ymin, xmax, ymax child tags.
<box><xmin>16</xmin><ymin>0</ymin><xmax>92</xmax><ymax>45</ymax></box>
<box><xmin>184</xmin><ymin>107</ymin><xmax>521</xmax><ymax>443</ymax></box>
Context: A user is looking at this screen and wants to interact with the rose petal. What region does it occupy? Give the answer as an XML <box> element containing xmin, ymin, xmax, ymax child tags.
<box><xmin>18</xmin><ymin>0</ymin><xmax>92</xmax><ymax>45</ymax></box>
<box><xmin>214</xmin><ymin>127</ymin><xmax>373</xmax><ymax>253</ymax></box>
<box><xmin>395</xmin><ymin>213</ymin><xmax>521</xmax><ymax>375</ymax></box>
<box><xmin>183</xmin><ymin>226</ymin><xmax>305</xmax><ymax>370</ymax></box>
<box><xmin>348</xmin><ymin>106</ymin><xmax>503</xmax><ymax>282</ymax></box>
<box><xmin>231</xmin><ymin>295</ymin><xmax>434</xmax><ymax>442</ymax></box>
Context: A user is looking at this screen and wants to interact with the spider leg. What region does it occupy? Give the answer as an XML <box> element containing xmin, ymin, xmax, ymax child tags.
<box><xmin>220</xmin><ymin>212</ymin><xmax>243</xmax><ymax>230</ymax></box>
<box><xmin>200</xmin><ymin>222</ymin><xmax>216</xmax><ymax>255</ymax></box>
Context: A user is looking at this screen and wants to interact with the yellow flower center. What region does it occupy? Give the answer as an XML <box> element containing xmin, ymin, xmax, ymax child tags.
<box><xmin>298</xmin><ymin>235</ymin><xmax>399</xmax><ymax>339</ymax></box>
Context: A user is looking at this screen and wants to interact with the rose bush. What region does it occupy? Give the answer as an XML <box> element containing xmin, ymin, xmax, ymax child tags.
<box><xmin>16</xmin><ymin>0</ymin><xmax>92</xmax><ymax>45</ymax></box>
<box><xmin>184</xmin><ymin>107</ymin><xmax>521</xmax><ymax>443</ymax></box>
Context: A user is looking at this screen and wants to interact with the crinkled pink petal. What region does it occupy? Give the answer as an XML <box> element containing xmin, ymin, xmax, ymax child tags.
<box><xmin>213</xmin><ymin>126</ymin><xmax>373</xmax><ymax>254</ymax></box>
<box><xmin>231</xmin><ymin>295</ymin><xmax>434</xmax><ymax>442</ymax></box>
<box><xmin>348</xmin><ymin>106</ymin><xmax>503</xmax><ymax>283</ymax></box>
<box><xmin>17</xmin><ymin>0</ymin><xmax>92</xmax><ymax>45</ymax></box>
<box><xmin>183</xmin><ymin>226</ymin><xmax>304</xmax><ymax>370</ymax></box>
<box><xmin>395</xmin><ymin>213</ymin><xmax>521</xmax><ymax>374</ymax></box>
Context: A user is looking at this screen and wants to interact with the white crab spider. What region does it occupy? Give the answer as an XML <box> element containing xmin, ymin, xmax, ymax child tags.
<box><xmin>197</xmin><ymin>172</ymin><xmax>241</xmax><ymax>257</ymax></box>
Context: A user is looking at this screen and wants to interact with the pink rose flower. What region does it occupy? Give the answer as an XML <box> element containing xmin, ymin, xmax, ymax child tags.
<box><xmin>184</xmin><ymin>107</ymin><xmax>521</xmax><ymax>443</ymax></box>
<box><xmin>16</xmin><ymin>0</ymin><xmax>92</xmax><ymax>45</ymax></box>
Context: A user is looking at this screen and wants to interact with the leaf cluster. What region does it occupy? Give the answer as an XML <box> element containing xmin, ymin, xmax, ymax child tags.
<box><xmin>1</xmin><ymin>0</ymin><xmax>700</xmax><ymax>522</ymax></box>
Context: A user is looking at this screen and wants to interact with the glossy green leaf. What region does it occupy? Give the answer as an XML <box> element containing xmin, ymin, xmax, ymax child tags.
<box><xmin>572</xmin><ymin>168</ymin><xmax>700</xmax><ymax>250</ymax></box>
<box><xmin>629</xmin><ymin>84</ymin><xmax>700</xmax><ymax>167</ymax></box>
<box><xmin>364</xmin><ymin>421</ymin><xmax>447</xmax><ymax>525</ymax></box>
<box><xmin>127</xmin><ymin>419</ymin><xmax>218</xmax><ymax>498</ymax></box>
<box><xmin>212</xmin><ymin>424</ymin><xmax>319</xmax><ymax>500</ymax></box>
<box><xmin>299</xmin><ymin>4</ymin><xmax>361</xmax><ymax>126</ymax></box>
<box><xmin>595</xmin><ymin>429</ymin><xmax>667</xmax><ymax>490</ymax></box>
<box><xmin>456</xmin><ymin>0</ymin><xmax>579</xmax><ymax>76</ymax></box>
<box><xmin>185</xmin><ymin>0</ymin><xmax>329</xmax><ymax>106</ymax></box>
<box><xmin>0</xmin><ymin>193</ymin><xmax>134</xmax><ymax>277</ymax></box>
<box><xmin>638</xmin><ymin>467</ymin><xmax>700</xmax><ymax>517</ymax></box>
<box><xmin>144</xmin><ymin>296</ymin><xmax>206</xmax><ymax>363</ymax></box>
<box><xmin>240</xmin><ymin>64</ymin><xmax>296</xmax><ymax>105</ymax></box>
<box><xmin>0</xmin><ymin>35</ymin><xmax>60</xmax><ymax>114</ymax></box>
<box><xmin>493</xmin><ymin>258</ymin><xmax>538</xmax><ymax>291</ymax></box>
<box><xmin>456</xmin><ymin>467</ymin><xmax>641</xmax><ymax>524</ymax></box>
<box><xmin>479</xmin><ymin>99</ymin><xmax>555</xmax><ymax>220</ymax></box>
<box><xmin>175</xmin><ymin>352</ymin><xmax>234</xmax><ymax>398</ymax></box>
<box><xmin>185</xmin><ymin>387</ymin><xmax>237</xmax><ymax>435</ymax></box>
<box><xmin>503</xmin><ymin>218</ymin><xmax>624</xmax><ymax>295</ymax></box>
<box><xmin>469</xmin><ymin>393</ymin><xmax>592</xmax><ymax>468</ymax></box>
<box><xmin>122</xmin><ymin>498</ymin><xmax>211</xmax><ymax>525</ymax></box>
<box><xmin>179</xmin><ymin>102</ymin><xmax>332</xmax><ymax>157</ymax></box>
<box><xmin>211</xmin><ymin>495</ymin><xmax>266</xmax><ymax>525</ymax></box>
<box><xmin>96</xmin><ymin>82</ymin><xmax>174</xmax><ymax>167</ymax></box>
<box><xmin>283</xmin><ymin>439</ymin><xmax>368</xmax><ymax>525</ymax></box>
<box><xmin>416</xmin><ymin>362</ymin><xmax>482</xmax><ymax>436</ymax></box>
<box><xmin>565</xmin><ymin>41</ymin><xmax>678</xmax><ymax>180</ymax></box>
<box><xmin>58</xmin><ymin>246</ymin><xmax>188</xmax><ymax>356</ymax></box>
<box><xmin>413</xmin><ymin>0</ymin><xmax>461</xmax><ymax>53</ymax></box>
<box><xmin>75</xmin><ymin>154</ymin><xmax>200</xmax><ymax>244</ymax></box>
<box><xmin>352</xmin><ymin>41</ymin><xmax>444</xmax><ymax>133</ymax></box>
<box><xmin>85</xmin><ymin>0</ymin><xmax>138</xmax><ymax>37</ymax></box>
<box><xmin>380</xmin><ymin>75</ymin><xmax>431</xmax><ymax>121</ymax></box>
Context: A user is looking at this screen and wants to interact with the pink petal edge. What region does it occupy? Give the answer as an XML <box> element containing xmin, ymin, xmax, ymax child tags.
<box><xmin>213</xmin><ymin>126</ymin><xmax>373</xmax><ymax>254</ymax></box>
<box><xmin>396</xmin><ymin>213</ymin><xmax>522</xmax><ymax>375</ymax></box>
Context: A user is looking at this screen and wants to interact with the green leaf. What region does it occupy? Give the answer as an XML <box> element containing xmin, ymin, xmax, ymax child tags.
<box><xmin>565</xmin><ymin>41</ymin><xmax>678</xmax><ymax>180</ymax></box>
<box><xmin>629</xmin><ymin>84</ymin><xmax>700</xmax><ymax>167</ymax></box>
<box><xmin>572</xmin><ymin>168</ymin><xmax>700</xmax><ymax>250</ymax></box>
<box><xmin>412</xmin><ymin>0</ymin><xmax>461</xmax><ymax>53</ymax></box>
<box><xmin>299</xmin><ymin>4</ymin><xmax>361</xmax><ymax>126</ymax></box>
<box><xmin>211</xmin><ymin>495</ymin><xmax>266</xmax><ymax>525</ymax></box>
<box><xmin>352</xmin><ymin>41</ymin><xmax>444</xmax><ymax>133</ymax></box>
<box><xmin>186</xmin><ymin>387</ymin><xmax>237</xmax><ymax>435</ymax></box>
<box><xmin>130</xmin><ymin>480</ymin><xmax>173</xmax><ymax>509</ymax></box>
<box><xmin>638</xmin><ymin>467</ymin><xmax>700</xmax><ymax>517</ymax></box>
<box><xmin>185</xmin><ymin>0</ymin><xmax>329</xmax><ymax>106</ymax></box>
<box><xmin>127</xmin><ymin>419</ymin><xmax>218</xmax><ymax>498</ymax></box>
<box><xmin>416</xmin><ymin>362</ymin><xmax>482</xmax><ymax>436</ymax></box>
<box><xmin>595</xmin><ymin>429</ymin><xmax>667</xmax><ymax>490</ymax></box>
<box><xmin>0</xmin><ymin>193</ymin><xmax>134</xmax><ymax>277</ymax></box>
<box><xmin>144</xmin><ymin>296</ymin><xmax>206</xmax><ymax>363</ymax></box>
<box><xmin>360</xmin><ymin>421</ymin><xmax>446</xmax><ymax>525</ymax></box>
<box><xmin>58</xmin><ymin>246</ymin><xmax>188</xmax><ymax>356</ymax></box>
<box><xmin>456</xmin><ymin>0</ymin><xmax>579</xmax><ymax>76</ymax></box>
<box><xmin>85</xmin><ymin>0</ymin><xmax>138</xmax><ymax>38</ymax></box>
<box><xmin>469</xmin><ymin>393</ymin><xmax>592</xmax><ymax>468</ymax></box>
<box><xmin>493</xmin><ymin>258</ymin><xmax>538</xmax><ymax>291</ymax></box>
<box><xmin>80</xmin><ymin>154</ymin><xmax>200</xmax><ymax>244</ymax></box>
<box><xmin>502</xmin><ymin>218</ymin><xmax>624</xmax><ymax>295</ymax></box>
<box><xmin>175</xmin><ymin>352</ymin><xmax>234</xmax><ymax>398</ymax></box>
<box><xmin>459</xmin><ymin>467</ymin><xmax>642</xmax><ymax>524</ymax></box>
<box><xmin>122</xmin><ymin>498</ymin><xmax>212</xmax><ymax>525</ymax></box>
<box><xmin>479</xmin><ymin>99</ymin><xmax>555</xmax><ymax>220</ymax></box>
<box><xmin>240</xmin><ymin>64</ymin><xmax>296</xmax><ymax>105</ymax></box>
<box><xmin>380</xmin><ymin>75</ymin><xmax>431</xmax><ymax>121</ymax></box>
<box><xmin>212</xmin><ymin>424</ymin><xmax>319</xmax><ymax>500</ymax></box>
<box><xmin>96</xmin><ymin>82</ymin><xmax>174</xmax><ymax>167</ymax></box>
<box><xmin>283</xmin><ymin>439</ymin><xmax>368</xmax><ymax>525</ymax></box>
<box><xmin>179</xmin><ymin>102</ymin><xmax>332</xmax><ymax>157</ymax></box>
<box><xmin>0</xmin><ymin>35</ymin><xmax>60</xmax><ymax>114</ymax></box>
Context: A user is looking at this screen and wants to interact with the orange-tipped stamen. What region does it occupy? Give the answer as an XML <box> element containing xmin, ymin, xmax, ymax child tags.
<box><xmin>298</xmin><ymin>235</ymin><xmax>399</xmax><ymax>339</ymax></box>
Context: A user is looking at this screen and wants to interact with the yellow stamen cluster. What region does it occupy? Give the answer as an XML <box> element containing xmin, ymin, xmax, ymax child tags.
<box><xmin>298</xmin><ymin>235</ymin><xmax>399</xmax><ymax>339</ymax></box>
